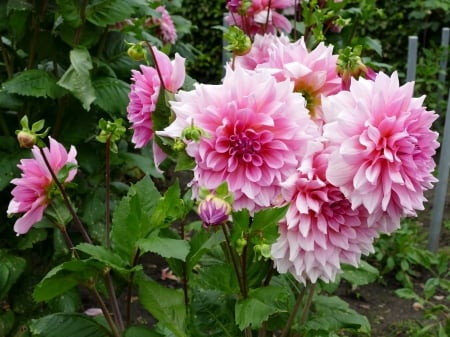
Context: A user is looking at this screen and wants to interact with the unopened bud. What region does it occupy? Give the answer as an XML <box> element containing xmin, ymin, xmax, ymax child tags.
<box><xmin>224</xmin><ymin>26</ymin><xmax>252</xmax><ymax>56</ymax></box>
<box><xmin>172</xmin><ymin>138</ymin><xmax>186</xmax><ymax>152</ymax></box>
<box><xmin>17</xmin><ymin>130</ymin><xmax>37</xmax><ymax>148</ymax></box>
<box><xmin>254</xmin><ymin>243</ymin><xmax>271</xmax><ymax>261</ymax></box>
<box><xmin>182</xmin><ymin>125</ymin><xmax>204</xmax><ymax>142</ymax></box>
<box><xmin>198</xmin><ymin>195</ymin><xmax>232</xmax><ymax>228</ymax></box>
<box><xmin>127</xmin><ymin>43</ymin><xmax>146</xmax><ymax>61</ymax></box>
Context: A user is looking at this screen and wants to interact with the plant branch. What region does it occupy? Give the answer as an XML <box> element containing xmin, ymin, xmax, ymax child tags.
<box><xmin>39</xmin><ymin>147</ymin><xmax>93</xmax><ymax>244</ymax></box>
<box><xmin>126</xmin><ymin>249</ymin><xmax>140</xmax><ymax>326</ymax></box>
<box><xmin>90</xmin><ymin>285</ymin><xmax>120</xmax><ymax>337</ymax></box>
<box><xmin>299</xmin><ymin>282</ymin><xmax>316</xmax><ymax>325</ymax></box>
<box><xmin>105</xmin><ymin>135</ymin><xmax>111</xmax><ymax>248</ymax></box>
<box><xmin>221</xmin><ymin>223</ymin><xmax>245</xmax><ymax>295</ymax></box>
<box><xmin>74</xmin><ymin>0</ymin><xmax>89</xmax><ymax>46</ymax></box>
<box><xmin>280</xmin><ymin>283</ymin><xmax>307</xmax><ymax>337</ymax></box>
<box><xmin>144</xmin><ymin>41</ymin><xmax>166</xmax><ymax>90</ymax></box>
<box><xmin>104</xmin><ymin>270</ymin><xmax>125</xmax><ymax>333</ymax></box>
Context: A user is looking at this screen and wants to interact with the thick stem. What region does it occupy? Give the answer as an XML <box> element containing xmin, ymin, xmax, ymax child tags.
<box><xmin>39</xmin><ymin>147</ymin><xmax>93</xmax><ymax>244</ymax></box>
<box><xmin>180</xmin><ymin>220</ymin><xmax>189</xmax><ymax>307</ymax></box>
<box><xmin>299</xmin><ymin>282</ymin><xmax>316</xmax><ymax>325</ymax></box>
<box><xmin>279</xmin><ymin>284</ymin><xmax>307</xmax><ymax>337</ymax></box>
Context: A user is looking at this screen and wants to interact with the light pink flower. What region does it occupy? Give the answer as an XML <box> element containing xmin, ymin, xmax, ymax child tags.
<box><xmin>237</xmin><ymin>36</ymin><xmax>342</xmax><ymax>121</ymax></box>
<box><xmin>322</xmin><ymin>72</ymin><xmax>439</xmax><ymax>234</ymax></box>
<box><xmin>159</xmin><ymin>66</ymin><xmax>320</xmax><ymax>212</ymax></box>
<box><xmin>271</xmin><ymin>149</ymin><xmax>378</xmax><ymax>284</ymax></box>
<box><xmin>127</xmin><ymin>48</ymin><xmax>185</xmax><ymax>148</ymax></box>
<box><xmin>7</xmin><ymin>137</ymin><xmax>78</xmax><ymax>235</ymax></box>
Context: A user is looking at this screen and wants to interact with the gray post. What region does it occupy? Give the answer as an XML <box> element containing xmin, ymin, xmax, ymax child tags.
<box><xmin>429</xmin><ymin>85</ymin><xmax>450</xmax><ymax>252</ymax></box>
<box><xmin>406</xmin><ymin>36</ymin><xmax>418</xmax><ymax>82</ymax></box>
<box><xmin>436</xmin><ymin>27</ymin><xmax>450</xmax><ymax>115</ymax></box>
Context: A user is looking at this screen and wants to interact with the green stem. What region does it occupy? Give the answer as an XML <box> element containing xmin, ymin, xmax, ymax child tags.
<box><xmin>91</xmin><ymin>285</ymin><xmax>121</xmax><ymax>337</ymax></box>
<box><xmin>279</xmin><ymin>284</ymin><xmax>307</xmax><ymax>337</ymax></box>
<box><xmin>181</xmin><ymin>220</ymin><xmax>189</xmax><ymax>307</ymax></box>
<box><xmin>126</xmin><ymin>249</ymin><xmax>140</xmax><ymax>326</ymax></box>
<box><xmin>105</xmin><ymin>135</ymin><xmax>111</xmax><ymax>248</ymax></box>
<box><xmin>104</xmin><ymin>271</ymin><xmax>125</xmax><ymax>333</ymax></box>
<box><xmin>221</xmin><ymin>223</ymin><xmax>245</xmax><ymax>295</ymax></box>
<box><xmin>299</xmin><ymin>282</ymin><xmax>316</xmax><ymax>325</ymax></box>
<box><xmin>39</xmin><ymin>147</ymin><xmax>92</xmax><ymax>244</ymax></box>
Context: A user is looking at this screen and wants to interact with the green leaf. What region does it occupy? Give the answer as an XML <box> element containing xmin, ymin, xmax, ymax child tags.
<box><xmin>33</xmin><ymin>260</ymin><xmax>100</xmax><ymax>302</ymax></box>
<box><xmin>29</xmin><ymin>313</ymin><xmax>111</xmax><ymax>337</ymax></box>
<box><xmin>110</xmin><ymin>176</ymin><xmax>161</xmax><ymax>262</ymax></box>
<box><xmin>123</xmin><ymin>326</ymin><xmax>163</xmax><ymax>337</ymax></box>
<box><xmin>57</xmin><ymin>47</ymin><xmax>96</xmax><ymax>110</ymax></box>
<box><xmin>0</xmin><ymin>90</ymin><xmax>22</xmax><ymax>109</ymax></box>
<box><xmin>235</xmin><ymin>286</ymin><xmax>288</xmax><ymax>330</ymax></box>
<box><xmin>17</xmin><ymin>228</ymin><xmax>48</xmax><ymax>250</ymax></box>
<box><xmin>138</xmin><ymin>274</ymin><xmax>187</xmax><ymax>337</ymax></box>
<box><xmin>394</xmin><ymin>288</ymin><xmax>421</xmax><ymax>301</ymax></box>
<box><xmin>186</xmin><ymin>230</ymin><xmax>224</xmax><ymax>273</ymax></box>
<box><xmin>137</xmin><ymin>234</ymin><xmax>190</xmax><ymax>261</ymax></box>
<box><xmin>3</xmin><ymin>69</ymin><xmax>65</xmax><ymax>98</ymax></box>
<box><xmin>86</xmin><ymin>0</ymin><xmax>138</xmax><ymax>27</ymax></box>
<box><xmin>0</xmin><ymin>309</ymin><xmax>15</xmax><ymax>337</ymax></box>
<box><xmin>149</xmin><ymin>181</ymin><xmax>185</xmax><ymax>230</ymax></box>
<box><xmin>341</xmin><ymin>261</ymin><xmax>379</xmax><ymax>286</ymax></box>
<box><xmin>249</xmin><ymin>205</ymin><xmax>288</xmax><ymax>244</ymax></box>
<box><xmin>75</xmin><ymin>243</ymin><xmax>132</xmax><ymax>273</ymax></box>
<box><xmin>92</xmin><ymin>77</ymin><xmax>130</xmax><ymax>117</ymax></box>
<box><xmin>305</xmin><ymin>295</ymin><xmax>371</xmax><ymax>334</ymax></box>
<box><xmin>0</xmin><ymin>250</ymin><xmax>26</xmax><ymax>300</ymax></box>
<box><xmin>56</xmin><ymin>0</ymin><xmax>82</xmax><ymax>27</ymax></box>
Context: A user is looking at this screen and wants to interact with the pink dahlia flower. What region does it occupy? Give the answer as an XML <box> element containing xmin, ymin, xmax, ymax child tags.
<box><xmin>146</xmin><ymin>6</ymin><xmax>177</xmax><ymax>44</ymax></box>
<box><xmin>159</xmin><ymin>66</ymin><xmax>320</xmax><ymax>212</ymax></box>
<box><xmin>271</xmin><ymin>149</ymin><xmax>378</xmax><ymax>284</ymax></box>
<box><xmin>322</xmin><ymin>72</ymin><xmax>439</xmax><ymax>234</ymax></box>
<box><xmin>7</xmin><ymin>137</ymin><xmax>78</xmax><ymax>235</ymax></box>
<box><xmin>237</xmin><ymin>36</ymin><xmax>342</xmax><ymax>121</ymax></box>
<box><xmin>127</xmin><ymin>48</ymin><xmax>185</xmax><ymax>148</ymax></box>
<box><xmin>226</xmin><ymin>0</ymin><xmax>293</xmax><ymax>36</ymax></box>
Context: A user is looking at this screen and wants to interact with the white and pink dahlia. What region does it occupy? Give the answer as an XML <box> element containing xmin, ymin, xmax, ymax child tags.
<box><xmin>271</xmin><ymin>149</ymin><xmax>377</xmax><ymax>284</ymax></box>
<box><xmin>127</xmin><ymin>48</ymin><xmax>185</xmax><ymax>148</ymax></box>
<box><xmin>159</xmin><ymin>66</ymin><xmax>320</xmax><ymax>212</ymax></box>
<box><xmin>236</xmin><ymin>35</ymin><xmax>342</xmax><ymax>120</ymax></box>
<box><xmin>322</xmin><ymin>72</ymin><xmax>439</xmax><ymax>234</ymax></box>
<box><xmin>7</xmin><ymin>137</ymin><xmax>78</xmax><ymax>235</ymax></box>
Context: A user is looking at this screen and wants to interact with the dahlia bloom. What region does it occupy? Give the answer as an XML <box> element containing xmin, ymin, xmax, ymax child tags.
<box><xmin>271</xmin><ymin>149</ymin><xmax>378</xmax><ymax>284</ymax></box>
<box><xmin>145</xmin><ymin>5</ymin><xmax>177</xmax><ymax>44</ymax></box>
<box><xmin>322</xmin><ymin>72</ymin><xmax>439</xmax><ymax>234</ymax></box>
<box><xmin>226</xmin><ymin>0</ymin><xmax>293</xmax><ymax>37</ymax></box>
<box><xmin>127</xmin><ymin>48</ymin><xmax>185</xmax><ymax>148</ymax></box>
<box><xmin>159</xmin><ymin>66</ymin><xmax>320</xmax><ymax>212</ymax></box>
<box><xmin>7</xmin><ymin>137</ymin><xmax>78</xmax><ymax>235</ymax></box>
<box><xmin>236</xmin><ymin>35</ymin><xmax>342</xmax><ymax>120</ymax></box>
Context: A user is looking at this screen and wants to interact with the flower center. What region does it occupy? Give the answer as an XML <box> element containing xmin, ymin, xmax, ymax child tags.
<box><xmin>229</xmin><ymin>129</ymin><xmax>262</xmax><ymax>163</ymax></box>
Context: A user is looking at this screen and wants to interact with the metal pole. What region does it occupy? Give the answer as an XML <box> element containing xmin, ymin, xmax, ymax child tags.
<box><xmin>406</xmin><ymin>36</ymin><xmax>418</xmax><ymax>82</ymax></box>
<box><xmin>436</xmin><ymin>27</ymin><xmax>450</xmax><ymax>115</ymax></box>
<box><xmin>429</xmin><ymin>85</ymin><xmax>450</xmax><ymax>252</ymax></box>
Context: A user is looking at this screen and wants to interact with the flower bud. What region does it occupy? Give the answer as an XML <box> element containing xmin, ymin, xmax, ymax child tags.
<box><xmin>337</xmin><ymin>46</ymin><xmax>371</xmax><ymax>90</ymax></box>
<box><xmin>224</xmin><ymin>26</ymin><xmax>252</xmax><ymax>56</ymax></box>
<box><xmin>127</xmin><ymin>43</ymin><xmax>146</xmax><ymax>61</ymax></box>
<box><xmin>17</xmin><ymin>130</ymin><xmax>37</xmax><ymax>148</ymax></box>
<box><xmin>254</xmin><ymin>243</ymin><xmax>271</xmax><ymax>261</ymax></box>
<box><xmin>182</xmin><ymin>125</ymin><xmax>204</xmax><ymax>142</ymax></box>
<box><xmin>198</xmin><ymin>195</ymin><xmax>232</xmax><ymax>228</ymax></box>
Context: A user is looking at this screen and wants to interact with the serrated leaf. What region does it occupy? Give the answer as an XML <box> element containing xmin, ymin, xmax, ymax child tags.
<box><xmin>249</xmin><ymin>205</ymin><xmax>288</xmax><ymax>244</ymax></box>
<box><xmin>110</xmin><ymin>176</ymin><xmax>161</xmax><ymax>262</ymax></box>
<box><xmin>341</xmin><ymin>260</ymin><xmax>379</xmax><ymax>286</ymax></box>
<box><xmin>0</xmin><ymin>251</ymin><xmax>26</xmax><ymax>300</ymax></box>
<box><xmin>57</xmin><ymin>48</ymin><xmax>95</xmax><ymax>110</ymax></box>
<box><xmin>33</xmin><ymin>260</ymin><xmax>100</xmax><ymax>302</ymax></box>
<box><xmin>137</xmin><ymin>234</ymin><xmax>190</xmax><ymax>261</ymax></box>
<box><xmin>138</xmin><ymin>274</ymin><xmax>186</xmax><ymax>337</ymax></box>
<box><xmin>186</xmin><ymin>230</ymin><xmax>224</xmax><ymax>272</ymax></box>
<box><xmin>92</xmin><ymin>77</ymin><xmax>130</xmax><ymax>117</ymax></box>
<box><xmin>29</xmin><ymin>313</ymin><xmax>111</xmax><ymax>337</ymax></box>
<box><xmin>86</xmin><ymin>0</ymin><xmax>137</xmax><ymax>27</ymax></box>
<box><xmin>3</xmin><ymin>69</ymin><xmax>65</xmax><ymax>98</ymax></box>
<box><xmin>75</xmin><ymin>243</ymin><xmax>132</xmax><ymax>273</ymax></box>
<box><xmin>235</xmin><ymin>286</ymin><xmax>288</xmax><ymax>330</ymax></box>
<box><xmin>17</xmin><ymin>228</ymin><xmax>48</xmax><ymax>250</ymax></box>
<box><xmin>149</xmin><ymin>181</ymin><xmax>184</xmax><ymax>230</ymax></box>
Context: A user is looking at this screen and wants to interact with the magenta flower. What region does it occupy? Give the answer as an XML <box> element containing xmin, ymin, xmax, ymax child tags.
<box><xmin>159</xmin><ymin>66</ymin><xmax>320</xmax><ymax>212</ymax></box>
<box><xmin>322</xmin><ymin>72</ymin><xmax>439</xmax><ymax>234</ymax></box>
<box><xmin>198</xmin><ymin>195</ymin><xmax>232</xmax><ymax>228</ymax></box>
<box><xmin>237</xmin><ymin>35</ymin><xmax>342</xmax><ymax>121</ymax></box>
<box><xmin>7</xmin><ymin>137</ymin><xmax>78</xmax><ymax>235</ymax></box>
<box><xmin>127</xmin><ymin>48</ymin><xmax>186</xmax><ymax>148</ymax></box>
<box><xmin>271</xmin><ymin>149</ymin><xmax>378</xmax><ymax>284</ymax></box>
